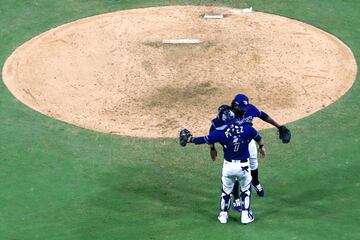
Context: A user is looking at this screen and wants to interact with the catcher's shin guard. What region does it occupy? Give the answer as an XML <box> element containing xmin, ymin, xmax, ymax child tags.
<box><xmin>240</xmin><ymin>188</ymin><xmax>252</xmax><ymax>211</ymax></box>
<box><xmin>219</xmin><ymin>189</ymin><xmax>231</xmax><ymax>212</ymax></box>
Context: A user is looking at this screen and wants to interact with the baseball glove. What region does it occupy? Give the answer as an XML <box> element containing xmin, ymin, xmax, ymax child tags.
<box><xmin>278</xmin><ymin>125</ymin><xmax>291</xmax><ymax>143</ymax></box>
<box><xmin>179</xmin><ymin>129</ymin><xmax>192</xmax><ymax>147</ymax></box>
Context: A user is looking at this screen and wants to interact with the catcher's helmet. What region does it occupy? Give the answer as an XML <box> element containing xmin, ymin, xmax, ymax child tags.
<box><xmin>232</xmin><ymin>93</ymin><xmax>249</xmax><ymax>111</ymax></box>
<box><xmin>217</xmin><ymin>104</ymin><xmax>231</xmax><ymax>113</ymax></box>
<box><xmin>218</xmin><ymin>105</ymin><xmax>235</xmax><ymax>123</ymax></box>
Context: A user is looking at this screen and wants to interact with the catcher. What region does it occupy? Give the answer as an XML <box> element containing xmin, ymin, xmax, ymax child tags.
<box><xmin>179</xmin><ymin>107</ymin><xmax>266</xmax><ymax>224</ymax></box>
<box><xmin>209</xmin><ymin>93</ymin><xmax>291</xmax><ymax>203</ymax></box>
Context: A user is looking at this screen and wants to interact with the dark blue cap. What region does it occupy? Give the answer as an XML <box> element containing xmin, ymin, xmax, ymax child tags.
<box><xmin>233</xmin><ymin>94</ymin><xmax>249</xmax><ymax>110</ymax></box>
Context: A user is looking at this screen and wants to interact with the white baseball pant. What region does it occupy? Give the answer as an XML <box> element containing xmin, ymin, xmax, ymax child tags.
<box><xmin>248</xmin><ymin>139</ymin><xmax>258</xmax><ymax>170</ymax></box>
<box><xmin>220</xmin><ymin>160</ymin><xmax>252</xmax><ymax>212</ymax></box>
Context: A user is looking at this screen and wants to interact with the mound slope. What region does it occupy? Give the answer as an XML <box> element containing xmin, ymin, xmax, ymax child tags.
<box><xmin>2</xmin><ymin>6</ymin><xmax>357</xmax><ymax>137</ymax></box>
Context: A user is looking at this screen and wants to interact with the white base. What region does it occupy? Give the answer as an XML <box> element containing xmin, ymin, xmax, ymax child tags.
<box><xmin>204</xmin><ymin>14</ymin><xmax>224</xmax><ymax>19</ymax></box>
<box><xmin>231</xmin><ymin>7</ymin><xmax>253</xmax><ymax>15</ymax></box>
<box><xmin>161</xmin><ymin>39</ymin><xmax>202</xmax><ymax>44</ymax></box>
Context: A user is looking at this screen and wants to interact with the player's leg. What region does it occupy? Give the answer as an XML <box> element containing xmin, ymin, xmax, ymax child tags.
<box><xmin>249</xmin><ymin>139</ymin><xmax>264</xmax><ymax>197</ymax></box>
<box><xmin>232</xmin><ymin>179</ymin><xmax>240</xmax><ymax>198</ymax></box>
<box><xmin>238</xmin><ymin>165</ymin><xmax>254</xmax><ymax>224</ymax></box>
<box><xmin>219</xmin><ymin>178</ymin><xmax>233</xmax><ymax>212</ymax></box>
<box><xmin>218</xmin><ymin>176</ymin><xmax>234</xmax><ymax>223</ymax></box>
<box><xmin>232</xmin><ymin>179</ymin><xmax>242</xmax><ymax>212</ymax></box>
<box><xmin>218</xmin><ymin>162</ymin><xmax>236</xmax><ymax>223</ymax></box>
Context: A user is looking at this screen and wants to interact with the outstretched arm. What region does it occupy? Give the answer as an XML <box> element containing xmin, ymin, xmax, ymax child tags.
<box><xmin>259</xmin><ymin>112</ymin><xmax>281</xmax><ymax>128</ymax></box>
<box><xmin>179</xmin><ymin>128</ymin><xmax>219</xmax><ymax>147</ymax></box>
<box><xmin>191</xmin><ymin>136</ymin><xmax>213</xmax><ymax>145</ymax></box>
<box><xmin>259</xmin><ymin>111</ymin><xmax>292</xmax><ymax>143</ymax></box>
<box><xmin>190</xmin><ymin>130</ymin><xmax>223</xmax><ymax>145</ymax></box>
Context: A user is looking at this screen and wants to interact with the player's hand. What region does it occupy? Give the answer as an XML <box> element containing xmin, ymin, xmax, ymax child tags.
<box><xmin>258</xmin><ymin>146</ymin><xmax>266</xmax><ymax>158</ymax></box>
<box><xmin>210</xmin><ymin>147</ymin><xmax>217</xmax><ymax>161</ymax></box>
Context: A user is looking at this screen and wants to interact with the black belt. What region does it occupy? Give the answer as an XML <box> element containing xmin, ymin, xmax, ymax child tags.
<box><xmin>225</xmin><ymin>159</ymin><xmax>248</xmax><ymax>163</ymax></box>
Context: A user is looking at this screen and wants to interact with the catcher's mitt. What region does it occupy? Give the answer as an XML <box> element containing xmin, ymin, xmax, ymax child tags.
<box><xmin>278</xmin><ymin>125</ymin><xmax>291</xmax><ymax>144</ymax></box>
<box><xmin>179</xmin><ymin>129</ymin><xmax>192</xmax><ymax>147</ymax></box>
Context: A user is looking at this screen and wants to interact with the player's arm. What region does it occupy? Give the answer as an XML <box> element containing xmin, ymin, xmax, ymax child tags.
<box><xmin>259</xmin><ymin>111</ymin><xmax>292</xmax><ymax>143</ymax></box>
<box><xmin>251</xmin><ymin>128</ymin><xmax>266</xmax><ymax>158</ymax></box>
<box><xmin>208</xmin><ymin>118</ymin><xmax>222</xmax><ymax>160</ymax></box>
<box><xmin>258</xmin><ymin>111</ymin><xmax>281</xmax><ymax>128</ymax></box>
<box><xmin>190</xmin><ymin>130</ymin><xmax>223</xmax><ymax>145</ymax></box>
<box><xmin>208</xmin><ymin>124</ymin><xmax>216</xmax><ymax>150</ymax></box>
<box><xmin>209</xmin><ymin>144</ymin><xmax>217</xmax><ymax>161</ymax></box>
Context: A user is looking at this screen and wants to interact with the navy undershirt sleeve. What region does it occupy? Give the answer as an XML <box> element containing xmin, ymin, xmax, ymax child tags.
<box><xmin>259</xmin><ymin>111</ymin><xmax>269</xmax><ymax>121</ymax></box>
<box><xmin>253</xmin><ymin>133</ymin><xmax>262</xmax><ymax>142</ymax></box>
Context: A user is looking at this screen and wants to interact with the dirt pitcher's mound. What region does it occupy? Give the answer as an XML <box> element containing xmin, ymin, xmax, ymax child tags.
<box><xmin>2</xmin><ymin>6</ymin><xmax>357</xmax><ymax>138</ymax></box>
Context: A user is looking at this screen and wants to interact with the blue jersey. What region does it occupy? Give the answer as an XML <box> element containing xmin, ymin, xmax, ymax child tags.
<box><xmin>193</xmin><ymin>120</ymin><xmax>261</xmax><ymax>161</ymax></box>
<box><xmin>210</xmin><ymin>104</ymin><xmax>266</xmax><ymax>132</ymax></box>
<box><xmin>241</xmin><ymin>104</ymin><xmax>262</xmax><ymax>124</ymax></box>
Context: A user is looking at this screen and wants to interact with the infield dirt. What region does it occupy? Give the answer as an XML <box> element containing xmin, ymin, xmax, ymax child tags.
<box><xmin>2</xmin><ymin>6</ymin><xmax>357</xmax><ymax>137</ymax></box>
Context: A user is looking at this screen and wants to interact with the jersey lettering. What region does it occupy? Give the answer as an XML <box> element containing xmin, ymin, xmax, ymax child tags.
<box><xmin>225</xmin><ymin>128</ymin><xmax>232</xmax><ymax>138</ymax></box>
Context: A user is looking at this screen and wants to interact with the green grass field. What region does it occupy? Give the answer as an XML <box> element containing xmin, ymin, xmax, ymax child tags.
<box><xmin>0</xmin><ymin>0</ymin><xmax>359</xmax><ymax>239</ymax></box>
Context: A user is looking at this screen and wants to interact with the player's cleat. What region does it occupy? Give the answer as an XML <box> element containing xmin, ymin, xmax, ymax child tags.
<box><xmin>217</xmin><ymin>211</ymin><xmax>228</xmax><ymax>224</ymax></box>
<box><xmin>241</xmin><ymin>210</ymin><xmax>254</xmax><ymax>224</ymax></box>
<box><xmin>233</xmin><ymin>198</ymin><xmax>242</xmax><ymax>212</ymax></box>
<box><xmin>254</xmin><ymin>184</ymin><xmax>265</xmax><ymax>197</ymax></box>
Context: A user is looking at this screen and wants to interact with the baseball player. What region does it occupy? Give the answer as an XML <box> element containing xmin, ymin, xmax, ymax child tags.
<box><xmin>209</xmin><ymin>94</ymin><xmax>291</xmax><ymax>203</ymax></box>
<box><xmin>179</xmin><ymin>107</ymin><xmax>266</xmax><ymax>224</ymax></box>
